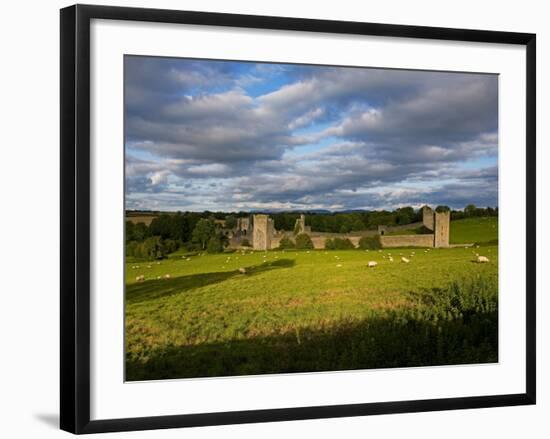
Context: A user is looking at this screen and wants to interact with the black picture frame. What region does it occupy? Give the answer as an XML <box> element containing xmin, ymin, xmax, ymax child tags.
<box><xmin>60</xmin><ymin>4</ymin><xmax>536</xmax><ymax>434</ymax></box>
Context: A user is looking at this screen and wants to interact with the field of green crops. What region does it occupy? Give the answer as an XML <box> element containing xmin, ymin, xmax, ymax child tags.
<box><xmin>125</xmin><ymin>218</ymin><xmax>498</xmax><ymax>381</ymax></box>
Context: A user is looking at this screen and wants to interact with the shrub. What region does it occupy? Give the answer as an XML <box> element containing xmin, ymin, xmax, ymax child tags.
<box><xmin>126</xmin><ymin>236</ymin><xmax>166</xmax><ymax>259</ymax></box>
<box><xmin>295</xmin><ymin>233</ymin><xmax>314</xmax><ymax>249</ymax></box>
<box><xmin>278</xmin><ymin>236</ymin><xmax>295</xmax><ymax>249</ymax></box>
<box><xmin>241</xmin><ymin>238</ymin><xmax>251</xmax><ymax>247</ymax></box>
<box><xmin>163</xmin><ymin>239</ymin><xmax>180</xmax><ymax>254</ymax></box>
<box><xmin>358</xmin><ymin>235</ymin><xmax>381</xmax><ymax>250</ymax></box>
<box><xmin>206</xmin><ymin>237</ymin><xmax>223</xmax><ymax>254</ymax></box>
<box><xmin>335</xmin><ymin>237</ymin><xmax>355</xmax><ymax>249</ymax></box>
<box><xmin>325</xmin><ymin>237</ymin><xmax>355</xmax><ymax>249</ymax></box>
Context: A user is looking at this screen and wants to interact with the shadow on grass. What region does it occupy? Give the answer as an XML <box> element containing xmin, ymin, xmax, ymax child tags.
<box><xmin>126</xmin><ymin>258</ymin><xmax>295</xmax><ymax>305</ymax></box>
<box><xmin>126</xmin><ymin>307</ymin><xmax>498</xmax><ymax>381</ymax></box>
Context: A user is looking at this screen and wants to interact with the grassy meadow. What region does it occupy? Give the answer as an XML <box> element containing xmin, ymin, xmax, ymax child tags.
<box><xmin>450</xmin><ymin>216</ymin><xmax>498</xmax><ymax>244</ymax></box>
<box><xmin>125</xmin><ymin>217</ymin><xmax>498</xmax><ymax>381</ymax></box>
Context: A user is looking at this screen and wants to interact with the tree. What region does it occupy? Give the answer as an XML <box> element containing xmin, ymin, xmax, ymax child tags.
<box><xmin>331</xmin><ymin>237</ymin><xmax>355</xmax><ymax>249</ymax></box>
<box><xmin>295</xmin><ymin>233</ymin><xmax>314</xmax><ymax>249</ymax></box>
<box><xmin>278</xmin><ymin>236</ymin><xmax>295</xmax><ymax>249</ymax></box>
<box><xmin>358</xmin><ymin>236</ymin><xmax>381</xmax><ymax>250</ymax></box>
<box><xmin>224</xmin><ymin>215</ymin><xmax>237</xmax><ymax>229</ymax></box>
<box><xmin>192</xmin><ymin>219</ymin><xmax>216</xmax><ymax>250</ymax></box>
<box><xmin>126</xmin><ymin>221</ymin><xmax>149</xmax><ymax>242</ymax></box>
<box><xmin>206</xmin><ymin>237</ymin><xmax>223</xmax><ymax>253</ymax></box>
<box><xmin>464</xmin><ymin>204</ymin><xmax>477</xmax><ymax>217</ymax></box>
<box><xmin>395</xmin><ymin>207</ymin><xmax>415</xmax><ymax>225</ymax></box>
<box><xmin>435</xmin><ymin>205</ymin><xmax>451</xmax><ymax>213</ymax></box>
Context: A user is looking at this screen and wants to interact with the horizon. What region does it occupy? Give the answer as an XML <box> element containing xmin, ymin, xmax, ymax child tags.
<box><xmin>125</xmin><ymin>57</ymin><xmax>498</xmax><ymax>212</ymax></box>
<box><xmin>126</xmin><ymin>204</ymin><xmax>498</xmax><ymax>215</ymax></box>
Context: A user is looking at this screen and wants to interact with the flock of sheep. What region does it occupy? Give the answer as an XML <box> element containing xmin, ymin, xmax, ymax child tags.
<box><xmin>132</xmin><ymin>246</ymin><xmax>491</xmax><ymax>282</ymax></box>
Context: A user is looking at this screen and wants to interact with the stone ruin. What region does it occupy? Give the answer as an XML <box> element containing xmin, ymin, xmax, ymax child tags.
<box><xmin>229</xmin><ymin>206</ymin><xmax>450</xmax><ymax>250</ymax></box>
<box><xmin>251</xmin><ymin>214</ymin><xmax>275</xmax><ymax>250</ymax></box>
<box><xmin>235</xmin><ymin>217</ymin><xmax>251</xmax><ymax>237</ymax></box>
<box><xmin>294</xmin><ymin>214</ymin><xmax>311</xmax><ymax>235</ymax></box>
<box><xmin>421</xmin><ymin>205</ymin><xmax>450</xmax><ymax>248</ymax></box>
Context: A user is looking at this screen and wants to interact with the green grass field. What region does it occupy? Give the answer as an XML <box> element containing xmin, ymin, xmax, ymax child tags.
<box><xmin>125</xmin><ymin>220</ymin><xmax>498</xmax><ymax>381</ymax></box>
<box><xmin>384</xmin><ymin>217</ymin><xmax>498</xmax><ymax>244</ymax></box>
<box><xmin>450</xmin><ymin>217</ymin><xmax>498</xmax><ymax>244</ymax></box>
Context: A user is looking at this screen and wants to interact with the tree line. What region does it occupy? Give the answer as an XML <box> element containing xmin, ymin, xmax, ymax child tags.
<box><xmin>125</xmin><ymin>204</ymin><xmax>497</xmax><ymax>259</ymax></box>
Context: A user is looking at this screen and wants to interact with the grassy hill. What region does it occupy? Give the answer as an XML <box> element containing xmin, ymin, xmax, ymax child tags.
<box><xmin>383</xmin><ymin>217</ymin><xmax>498</xmax><ymax>245</ymax></box>
<box><xmin>450</xmin><ymin>217</ymin><xmax>498</xmax><ymax>244</ymax></box>
<box><xmin>125</xmin><ymin>244</ymin><xmax>498</xmax><ymax>381</ymax></box>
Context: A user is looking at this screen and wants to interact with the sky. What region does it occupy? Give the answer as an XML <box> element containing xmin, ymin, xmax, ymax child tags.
<box><xmin>125</xmin><ymin>56</ymin><xmax>498</xmax><ymax>212</ymax></box>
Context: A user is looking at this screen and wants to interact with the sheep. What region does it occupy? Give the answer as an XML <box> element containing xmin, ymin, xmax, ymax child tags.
<box><xmin>401</xmin><ymin>257</ymin><xmax>410</xmax><ymax>263</ymax></box>
<box><xmin>238</xmin><ymin>267</ymin><xmax>247</xmax><ymax>274</ymax></box>
<box><xmin>477</xmin><ymin>256</ymin><xmax>490</xmax><ymax>263</ymax></box>
<box><xmin>367</xmin><ymin>261</ymin><xmax>378</xmax><ymax>268</ymax></box>
<box><xmin>336</xmin><ymin>264</ymin><xmax>342</xmax><ymax>267</ymax></box>
<box><xmin>164</xmin><ymin>274</ymin><xmax>171</xmax><ymax>279</ymax></box>
<box><xmin>388</xmin><ymin>257</ymin><xmax>394</xmax><ymax>262</ymax></box>
<box><xmin>135</xmin><ymin>275</ymin><xmax>145</xmax><ymax>282</ymax></box>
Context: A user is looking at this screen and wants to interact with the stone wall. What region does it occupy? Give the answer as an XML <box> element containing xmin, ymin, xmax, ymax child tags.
<box><xmin>380</xmin><ymin>234</ymin><xmax>435</xmax><ymax>248</ymax></box>
<box><xmin>270</xmin><ymin>233</ymin><xmax>363</xmax><ymax>250</ymax></box>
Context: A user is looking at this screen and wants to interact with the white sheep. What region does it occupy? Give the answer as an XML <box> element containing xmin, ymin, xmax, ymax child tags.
<box><xmin>164</xmin><ymin>274</ymin><xmax>171</xmax><ymax>279</ymax></box>
<box><xmin>401</xmin><ymin>257</ymin><xmax>410</xmax><ymax>263</ymax></box>
<box><xmin>135</xmin><ymin>275</ymin><xmax>145</xmax><ymax>282</ymax></box>
<box><xmin>238</xmin><ymin>267</ymin><xmax>247</xmax><ymax>274</ymax></box>
<box><xmin>477</xmin><ymin>256</ymin><xmax>490</xmax><ymax>263</ymax></box>
<box><xmin>368</xmin><ymin>261</ymin><xmax>378</xmax><ymax>268</ymax></box>
<box><xmin>336</xmin><ymin>264</ymin><xmax>342</xmax><ymax>267</ymax></box>
<box><xmin>388</xmin><ymin>257</ymin><xmax>394</xmax><ymax>262</ymax></box>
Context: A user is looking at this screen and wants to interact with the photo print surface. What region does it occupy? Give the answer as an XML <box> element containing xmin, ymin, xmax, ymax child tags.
<box><xmin>124</xmin><ymin>55</ymin><xmax>499</xmax><ymax>381</ymax></box>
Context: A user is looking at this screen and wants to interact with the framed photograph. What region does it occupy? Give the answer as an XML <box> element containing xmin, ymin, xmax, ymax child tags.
<box><xmin>60</xmin><ymin>4</ymin><xmax>536</xmax><ymax>434</ymax></box>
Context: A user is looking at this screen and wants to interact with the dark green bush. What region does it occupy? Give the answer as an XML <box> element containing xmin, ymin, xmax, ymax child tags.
<box><xmin>278</xmin><ymin>236</ymin><xmax>296</xmax><ymax>249</ymax></box>
<box><xmin>295</xmin><ymin>233</ymin><xmax>314</xmax><ymax>249</ymax></box>
<box><xmin>335</xmin><ymin>237</ymin><xmax>355</xmax><ymax>249</ymax></box>
<box><xmin>358</xmin><ymin>236</ymin><xmax>381</xmax><ymax>250</ymax></box>
<box><xmin>206</xmin><ymin>237</ymin><xmax>224</xmax><ymax>254</ymax></box>
<box><xmin>126</xmin><ymin>236</ymin><xmax>167</xmax><ymax>260</ymax></box>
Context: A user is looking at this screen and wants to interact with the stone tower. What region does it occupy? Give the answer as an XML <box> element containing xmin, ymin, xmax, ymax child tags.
<box><xmin>252</xmin><ymin>214</ymin><xmax>274</xmax><ymax>250</ymax></box>
<box><xmin>422</xmin><ymin>205</ymin><xmax>434</xmax><ymax>231</ymax></box>
<box><xmin>434</xmin><ymin>211</ymin><xmax>450</xmax><ymax>248</ymax></box>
